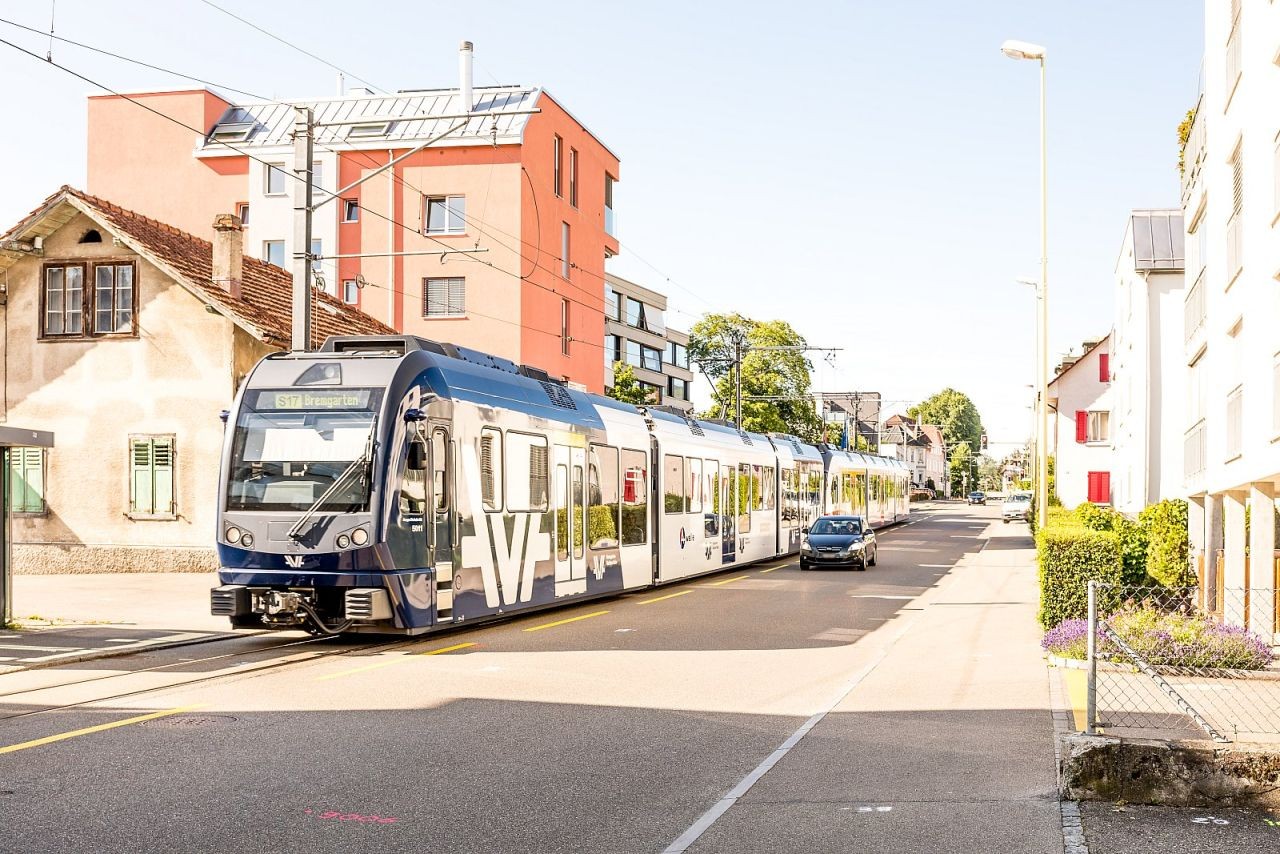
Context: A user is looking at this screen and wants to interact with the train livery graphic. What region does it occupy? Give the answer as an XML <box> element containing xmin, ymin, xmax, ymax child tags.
<box><xmin>212</xmin><ymin>336</ymin><xmax>911</xmax><ymax>635</ymax></box>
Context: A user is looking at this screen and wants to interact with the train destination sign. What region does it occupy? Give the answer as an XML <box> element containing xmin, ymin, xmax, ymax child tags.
<box><xmin>261</xmin><ymin>390</ymin><xmax>373</xmax><ymax>411</ymax></box>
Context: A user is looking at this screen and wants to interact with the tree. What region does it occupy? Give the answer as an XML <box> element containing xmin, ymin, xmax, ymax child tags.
<box><xmin>948</xmin><ymin>441</ymin><xmax>973</xmax><ymax>495</ymax></box>
<box><xmin>607</xmin><ymin>362</ymin><xmax>655</xmax><ymax>406</ymax></box>
<box><xmin>688</xmin><ymin>312</ymin><xmax>823</xmax><ymax>441</ymax></box>
<box><xmin>908</xmin><ymin>388</ymin><xmax>985</xmax><ymax>457</ymax></box>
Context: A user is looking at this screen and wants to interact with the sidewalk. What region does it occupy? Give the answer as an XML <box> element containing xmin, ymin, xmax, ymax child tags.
<box><xmin>1</xmin><ymin>572</ymin><xmax>234</xmax><ymax>673</ymax></box>
<box><xmin>684</xmin><ymin>518</ymin><xmax>1066</xmax><ymax>852</ymax></box>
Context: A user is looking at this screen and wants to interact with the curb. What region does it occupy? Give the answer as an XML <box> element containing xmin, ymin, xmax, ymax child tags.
<box><xmin>0</xmin><ymin>630</ymin><xmax>264</xmax><ymax>675</ymax></box>
<box><xmin>1047</xmin><ymin>662</ymin><xmax>1092</xmax><ymax>853</ymax></box>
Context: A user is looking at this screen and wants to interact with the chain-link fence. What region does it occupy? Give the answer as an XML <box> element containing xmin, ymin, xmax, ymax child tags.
<box><xmin>1085</xmin><ymin>583</ymin><xmax>1280</xmax><ymax>743</ymax></box>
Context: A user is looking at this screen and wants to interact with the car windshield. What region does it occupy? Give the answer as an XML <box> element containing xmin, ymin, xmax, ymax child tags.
<box><xmin>1007</xmin><ymin>495</ymin><xmax>1031</xmax><ymax>504</ymax></box>
<box><xmin>810</xmin><ymin>518</ymin><xmax>861</xmax><ymax>535</ymax></box>
<box><xmin>225</xmin><ymin>388</ymin><xmax>383</xmax><ymax>512</ymax></box>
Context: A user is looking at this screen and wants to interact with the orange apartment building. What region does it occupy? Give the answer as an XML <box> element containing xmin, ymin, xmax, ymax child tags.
<box><xmin>86</xmin><ymin>49</ymin><xmax>620</xmax><ymax>391</ymax></box>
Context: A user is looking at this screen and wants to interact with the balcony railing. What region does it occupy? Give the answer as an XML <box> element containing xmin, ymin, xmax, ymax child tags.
<box><xmin>1225</xmin><ymin>24</ymin><xmax>1242</xmax><ymax>106</ymax></box>
<box><xmin>1185</xmin><ymin>420</ymin><xmax>1206</xmax><ymax>479</ymax></box>
<box><xmin>1184</xmin><ymin>269</ymin><xmax>1206</xmax><ymax>344</ymax></box>
<box><xmin>1180</xmin><ymin>102</ymin><xmax>1205</xmax><ymax>205</ymax></box>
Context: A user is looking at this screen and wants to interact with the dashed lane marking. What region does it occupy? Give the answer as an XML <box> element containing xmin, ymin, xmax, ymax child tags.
<box><xmin>315</xmin><ymin>642</ymin><xmax>476</xmax><ymax>681</ymax></box>
<box><xmin>0</xmin><ymin>704</ymin><xmax>210</xmax><ymax>755</ymax></box>
<box><xmin>637</xmin><ymin>590</ymin><xmax>694</xmax><ymax>606</ymax></box>
<box><xmin>523</xmin><ymin>610</ymin><xmax>610</xmax><ymax>632</ymax></box>
<box><xmin>757</xmin><ymin>566</ymin><xmax>786</xmax><ymax>574</ymax></box>
<box><xmin>706</xmin><ymin>575</ymin><xmax>751</xmax><ymax>587</ymax></box>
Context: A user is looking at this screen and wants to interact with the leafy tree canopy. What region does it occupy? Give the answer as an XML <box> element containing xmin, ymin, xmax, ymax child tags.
<box><xmin>908</xmin><ymin>388</ymin><xmax>984</xmax><ymax>453</ymax></box>
<box><xmin>688</xmin><ymin>312</ymin><xmax>822</xmax><ymax>442</ymax></box>
<box><xmin>607</xmin><ymin>361</ymin><xmax>656</xmax><ymax>406</ymax></box>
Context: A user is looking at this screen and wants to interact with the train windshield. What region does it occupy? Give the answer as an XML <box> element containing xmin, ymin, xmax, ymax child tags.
<box><xmin>225</xmin><ymin>388</ymin><xmax>384</xmax><ymax>512</ymax></box>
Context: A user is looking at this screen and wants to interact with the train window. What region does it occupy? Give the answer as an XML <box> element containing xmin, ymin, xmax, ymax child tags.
<box><xmin>432</xmin><ymin>429</ymin><xmax>449</xmax><ymax>512</ymax></box>
<box><xmin>750</xmin><ymin>465</ymin><xmax>763</xmax><ymax>511</ymax></box>
<box><xmin>480</xmin><ymin>428</ymin><xmax>503</xmax><ymax>512</ymax></box>
<box><xmin>687</xmin><ymin>457</ymin><xmax>703</xmax><ymax>513</ymax></box>
<box><xmin>621</xmin><ymin>449</ymin><xmax>648</xmax><ymax>545</ymax></box>
<box><xmin>506</xmin><ymin>432</ymin><xmax>549</xmax><ymax>512</ymax></box>
<box><xmin>828</xmin><ymin>474</ymin><xmax>838</xmax><ymax>509</ymax></box>
<box><xmin>737</xmin><ymin>464</ymin><xmax>752</xmax><ymax>533</ymax></box>
<box><xmin>762</xmin><ymin>466</ymin><xmax>776</xmax><ymax>511</ymax></box>
<box><xmin>572</xmin><ymin>465</ymin><xmax>585</xmax><ymax>559</ymax></box>
<box><xmin>555</xmin><ymin>464</ymin><xmax>569</xmax><ymax>560</ymax></box>
<box><xmin>663</xmin><ymin>454</ymin><xmax>684</xmax><ymax>514</ymax></box>
<box><xmin>704</xmin><ymin>459</ymin><xmax>720</xmax><ymax>537</ymax></box>
<box><xmin>588</xmin><ymin>444</ymin><xmax>620</xmax><ymax>549</ymax></box>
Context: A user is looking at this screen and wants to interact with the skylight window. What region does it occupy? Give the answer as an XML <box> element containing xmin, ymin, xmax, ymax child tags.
<box><xmin>209</xmin><ymin>122</ymin><xmax>256</xmax><ymax>143</ymax></box>
<box><xmin>347</xmin><ymin>121</ymin><xmax>393</xmax><ymax>139</ymax></box>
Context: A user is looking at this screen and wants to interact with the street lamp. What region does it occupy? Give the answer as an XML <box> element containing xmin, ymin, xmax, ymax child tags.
<box><xmin>1003</xmin><ymin>39</ymin><xmax>1049</xmax><ymax>527</ymax></box>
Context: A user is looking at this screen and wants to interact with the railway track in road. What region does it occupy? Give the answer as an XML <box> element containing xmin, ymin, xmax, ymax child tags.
<box><xmin>0</xmin><ymin>632</ymin><xmax>416</xmax><ymax>725</ymax></box>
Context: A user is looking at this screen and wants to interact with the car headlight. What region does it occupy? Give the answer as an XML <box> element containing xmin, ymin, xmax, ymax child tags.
<box><xmin>844</xmin><ymin>541</ymin><xmax>865</xmax><ymax>555</ymax></box>
<box><xmin>800</xmin><ymin>542</ymin><xmax>813</xmax><ymax>553</ymax></box>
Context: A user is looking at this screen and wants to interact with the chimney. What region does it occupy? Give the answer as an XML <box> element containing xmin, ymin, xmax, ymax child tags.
<box><xmin>212</xmin><ymin>213</ymin><xmax>243</xmax><ymax>301</ymax></box>
<box><xmin>459</xmin><ymin>40</ymin><xmax>474</xmax><ymax>115</ymax></box>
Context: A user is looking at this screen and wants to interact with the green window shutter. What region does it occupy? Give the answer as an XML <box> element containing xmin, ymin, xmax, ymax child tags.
<box><xmin>131</xmin><ymin>439</ymin><xmax>154</xmax><ymax>514</ymax></box>
<box><xmin>152</xmin><ymin>438</ymin><xmax>174</xmax><ymax>516</ymax></box>
<box><xmin>9</xmin><ymin>449</ymin><xmax>44</xmax><ymax>513</ymax></box>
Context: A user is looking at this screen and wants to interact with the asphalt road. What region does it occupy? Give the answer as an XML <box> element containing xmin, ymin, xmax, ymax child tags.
<box><xmin>0</xmin><ymin>504</ymin><xmax>1053</xmax><ymax>854</ymax></box>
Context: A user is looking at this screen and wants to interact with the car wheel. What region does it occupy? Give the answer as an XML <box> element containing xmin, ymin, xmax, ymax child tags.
<box><xmin>799</xmin><ymin>560</ymin><xmax>808</xmax><ymax>570</ymax></box>
<box><xmin>868</xmin><ymin>547</ymin><xmax>877</xmax><ymax>567</ymax></box>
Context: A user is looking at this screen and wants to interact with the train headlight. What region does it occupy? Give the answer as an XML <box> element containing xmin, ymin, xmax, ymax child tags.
<box><xmin>225</xmin><ymin>526</ymin><xmax>242</xmax><ymax>544</ymax></box>
<box><xmin>336</xmin><ymin>534</ymin><xmax>351</xmax><ymax>549</ymax></box>
<box><xmin>240</xmin><ymin>532</ymin><xmax>254</xmax><ymax>548</ymax></box>
<box><xmin>351</xmin><ymin>528</ymin><xmax>369</xmax><ymax>546</ymax></box>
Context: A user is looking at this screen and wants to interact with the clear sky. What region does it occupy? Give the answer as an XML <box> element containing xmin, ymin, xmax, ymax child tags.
<box><xmin>0</xmin><ymin>1</ymin><xmax>1204</xmax><ymax>451</ymax></box>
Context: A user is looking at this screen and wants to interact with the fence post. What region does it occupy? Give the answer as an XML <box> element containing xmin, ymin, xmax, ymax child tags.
<box><xmin>1086</xmin><ymin>580</ymin><xmax>1098</xmax><ymax>734</ymax></box>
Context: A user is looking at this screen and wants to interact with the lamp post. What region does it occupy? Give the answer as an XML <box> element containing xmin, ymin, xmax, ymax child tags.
<box><xmin>1003</xmin><ymin>39</ymin><xmax>1049</xmax><ymax>526</ymax></box>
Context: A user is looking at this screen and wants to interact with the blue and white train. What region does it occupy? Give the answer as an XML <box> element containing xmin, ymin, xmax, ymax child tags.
<box><xmin>211</xmin><ymin>336</ymin><xmax>910</xmax><ymax>635</ymax></box>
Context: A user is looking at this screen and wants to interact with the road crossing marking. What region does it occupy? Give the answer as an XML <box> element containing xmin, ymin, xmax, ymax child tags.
<box><xmin>0</xmin><ymin>704</ymin><xmax>210</xmax><ymax>755</ymax></box>
<box><xmin>523</xmin><ymin>610</ymin><xmax>609</xmax><ymax>632</ymax></box>
<box><xmin>637</xmin><ymin>590</ymin><xmax>694</xmax><ymax>606</ymax></box>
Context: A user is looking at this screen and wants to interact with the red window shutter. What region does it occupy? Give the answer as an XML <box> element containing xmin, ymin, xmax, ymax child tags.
<box><xmin>1087</xmin><ymin>471</ymin><xmax>1110</xmax><ymax>504</ymax></box>
<box><xmin>1075</xmin><ymin>411</ymin><xmax>1088</xmax><ymax>443</ymax></box>
<box><xmin>1098</xmin><ymin>354</ymin><xmax>1110</xmax><ymax>383</ymax></box>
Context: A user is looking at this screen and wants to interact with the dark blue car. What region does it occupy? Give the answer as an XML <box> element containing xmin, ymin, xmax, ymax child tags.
<box><xmin>799</xmin><ymin>515</ymin><xmax>878</xmax><ymax>570</ymax></box>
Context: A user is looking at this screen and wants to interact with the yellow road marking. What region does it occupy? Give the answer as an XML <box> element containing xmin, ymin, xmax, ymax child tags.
<box><xmin>316</xmin><ymin>641</ymin><xmax>477</xmax><ymax>681</ymax></box>
<box><xmin>1063</xmin><ymin>668</ymin><xmax>1089</xmax><ymax>732</ymax></box>
<box><xmin>707</xmin><ymin>575</ymin><xmax>750</xmax><ymax>587</ymax></box>
<box><xmin>637</xmin><ymin>590</ymin><xmax>694</xmax><ymax>605</ymax></box>
<box><xmin>758</xmin><ymin>566</ymin><xmax>785</xmax><ymax>574</ymax></box>
<box><xmin>417</xmin><ymin>642</ymin><xmax>477</xmax><ymax>656</ymax></box>
<box><xmin>523</xmin><ymin>610</ymin><xmax>609</xmax><ymax>632</ymax></box>
<box><xmin>0</xmin><ymin>704</ymin><xmax>209</xmax><ymax>755</ymax></box>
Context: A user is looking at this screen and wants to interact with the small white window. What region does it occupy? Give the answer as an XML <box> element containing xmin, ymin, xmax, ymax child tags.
<box><xmin>480</xmin><ymin>428</ymin><xmax>503</xmax><ymax>512</ymax></box>
<box><xmin>561</xmin><ymin>222</ymin><xmax>570</xmax><ymax>278</ymax></box>
<box><xmin>1087</xmin><ymin>411</ymin><xmax>1110</xmax><ymax>443</ymax></box>
<box><xmin>424</xmin><ymin>195</ymin><xmax>465</xmax><ymax>234</ymax></box>
<box><xmin>210</xmin><ymin>122</ymin><xmax>254</xmax><ymax>143</ymax></box>
<box><xmin>348</xmin><ymin>121</ymin><xmax>392</xmax><ymax>138</ymax></box>
<box><xmin>236</xmin><ymin>202</ymin><xmax>250</xmax><ymax>226</ymax></box>
<box><xmin>424</xmin><ymin>277</ymin><xmax>465</xmax><ymax>316</ymax></box>
<box><xmin>263</xmin><ymin>240</ymin><xmax>285</xmax><ymax>268</ymax></box>
<box><xmin>342</xmin><ymin>199</ymin><xmax>359</xmax><ymax>222</ymax></box>
<box><xmin>310</xmin><ymin>238</ymin><xmax>323</xmax><ymax>276</ymax></box>
<box><xmin>265</xmin><ymin>164</ymin><xmax>287</xmax><ymax>196</ymax></box>
<box><xmin>342</xmin><ymin>279</ymin><xmax>359</xmax><ymax>305</ymax></box>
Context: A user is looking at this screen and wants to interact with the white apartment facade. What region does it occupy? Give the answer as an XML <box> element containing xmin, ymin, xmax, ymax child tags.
<box><xmin>1110</xmin><ymin>210</ymin><xmax>1186</xmax><ymax>516</ymax></box>
<box><xmin>1048</xmin><ymin>335</ymin><xmax>1114</xmax><ymax>509</ymax></box>
<box><xmin>1181</xmin><ymin>0</ymin><xmax>1280</xmax><ymax>634</ymax></box>
<box><xmin>880</xmin><ymin>416</ymin><xmax>948</xmax><ymax>495</ymax></box>
<box><xmin>603</xmin><ymin>273</ymin><xmax>694</xmax><ymax>411</ymax></box>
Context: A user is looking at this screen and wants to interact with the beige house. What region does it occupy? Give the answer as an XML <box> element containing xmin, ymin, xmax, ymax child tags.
<box><xmin>0</xmin><ymin>187</ymin><xmax>391</xmax><ymax>573</ymax></box>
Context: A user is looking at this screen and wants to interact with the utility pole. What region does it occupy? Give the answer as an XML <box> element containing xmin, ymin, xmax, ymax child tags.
<box><xmin>291</xmin><ymin>106</ymin><xmax>314</xmax><ymax>352</ymax></box>
<box><xmin>734</xmin><ymin>336</ymin><xmax>743</xmax><ymax>431</ymax></box>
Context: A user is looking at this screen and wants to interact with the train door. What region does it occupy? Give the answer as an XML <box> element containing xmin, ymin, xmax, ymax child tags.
<box><xmin>721</xmin><ymin>465</ymin><xmax>736</xmax><ymax>564</ymax></box>
<box><xmin>429</xmin><ymin>425</ymin><xmax>455</xmax><ymax>619</ymax></box>
<box><xmin>554</xmin><ymin>445</ymin><xmax>588</xmax><ymax>597</ymax></box>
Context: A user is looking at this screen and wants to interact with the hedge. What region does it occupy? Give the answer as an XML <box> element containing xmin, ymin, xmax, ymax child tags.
<box><xmin>1036</xmin><ymin>523</ymin><xmax>1123</xmax><ymax>629</ymax></box>
<box><xmin>1138</xmin><ymin>499</ymin><xmax>1191</xmax><ymax>586</ymax></box>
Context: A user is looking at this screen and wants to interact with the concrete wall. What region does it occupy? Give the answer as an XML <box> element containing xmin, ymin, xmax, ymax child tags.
<box><xmin>2</xmin><ymin>210</ymin><xmax>262</xmax><ymax>572</ymax></box>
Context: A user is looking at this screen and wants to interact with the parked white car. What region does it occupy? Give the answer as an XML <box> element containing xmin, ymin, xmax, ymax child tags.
<box><xmin>1001</xmin><ymin>494</ymin><xmax>1031</xmax><ymax>523</ymax></box>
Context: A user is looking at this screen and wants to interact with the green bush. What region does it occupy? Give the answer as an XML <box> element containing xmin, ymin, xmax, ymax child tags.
<box><xmin>1036</xmin><ymin>523</ymin><xmax>1123</xmax><ymax>628</ymax></box>
<box><xmin>1070</xmin><ymin>503</ymin><xmax>1149</xmax><ymax>585</ymax></box>
<box><xmin>1139</xmin><ymin>499</ymin><xmax>1192</xmax><ymax>586</ymax></box>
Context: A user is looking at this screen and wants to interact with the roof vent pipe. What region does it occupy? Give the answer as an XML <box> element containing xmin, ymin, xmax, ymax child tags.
<box><xmin>459</xmin><ymin>40</ymin><xmax>474</xmax><ymax>115</ymax></box>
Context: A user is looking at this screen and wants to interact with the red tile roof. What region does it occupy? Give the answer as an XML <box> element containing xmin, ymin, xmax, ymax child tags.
<box><xmin>2</xmin><ymin>186</ymin><xmax>393</xmax><ymax>347</ymax></box>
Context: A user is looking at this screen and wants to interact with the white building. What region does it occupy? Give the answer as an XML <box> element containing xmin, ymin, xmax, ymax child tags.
<box><xmin>1047</xmin><ymin>335</ymin><xmax>1114</xmax><ymax>509</ymax></box>
<box><xmin>1180</xmin><ymin>0</ymin><xmax>1279</xmax><ymax>633</ymax></box>
<box><xmin>1110</xmin><ymin>210</ymin><xmax>1185</xmax><ymax>516</ymax></box>
<box><xmin>881</xmin><ymin>415</ymin><xmax>948</xmax><ymax>496</ymax></box>
<box><xmin>603</xmin><ymin>274</ymin><xmax>694</xmax><ymax>411</ymax></box>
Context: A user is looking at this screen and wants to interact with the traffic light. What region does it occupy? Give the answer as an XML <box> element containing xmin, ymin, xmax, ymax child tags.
<box><xmin>980</xmin><ymin>433</ymin><xmax>988</xmax><ymax>451</ymax></box>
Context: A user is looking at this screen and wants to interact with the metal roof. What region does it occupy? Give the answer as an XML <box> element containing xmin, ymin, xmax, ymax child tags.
<box><xmin>199</xmin><ymin>86</ymin><xmax>541</xmax><ymax>152</ymax></box>
<box><xmin>1130</xmin><ymin>210</ymin><xmax>1184</xmax><ymax>271</ymax></box>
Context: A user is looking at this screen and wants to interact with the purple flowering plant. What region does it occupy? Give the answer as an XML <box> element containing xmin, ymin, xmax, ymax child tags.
<box><xmin>1042</xmin><ymin>606</ymin><xmax>1274</xmax><ymax>671</ymax></box>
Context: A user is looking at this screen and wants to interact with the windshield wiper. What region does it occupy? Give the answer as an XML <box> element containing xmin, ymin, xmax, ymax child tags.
<box><xmin>287</xmin><ymin>426</ymin><xmax>376</xmax><ymax>542</ymax></box>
